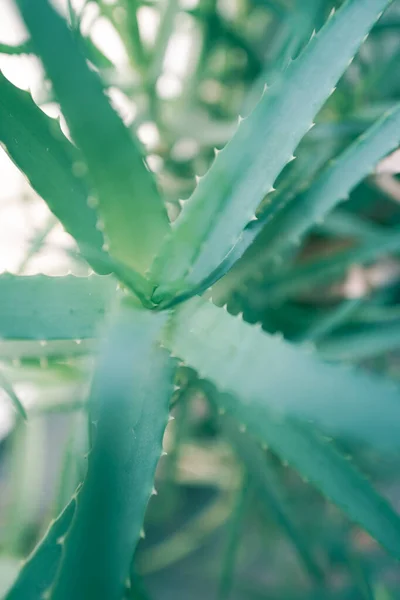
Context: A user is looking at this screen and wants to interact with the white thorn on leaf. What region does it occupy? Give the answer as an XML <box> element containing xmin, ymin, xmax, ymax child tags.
<box><xmin>140</xmin><ymin>529</ymin><xmax>145</xmax><ymax>539</ymax></box>
<box><xmin>151</xmin><ymin>487</ymin><xmax>158</xmax><ymax>496</ymax></box>
<box><xmin>168</xmin><ymin>415</ymin><xmax>175</xmax><ymax>422</ymax></box>
<box><xmin>161</xmin><ymin>450</ymin><xmax>168</xmax><ymax>457</ymax></box>
<box><xmin>239</xmin><ymin>424</ymin><xmax>247</xmax><ymax>433</ymax></box>
<box><xmin>329</xmin><ymin>7</ymin><xmax>335</xmax><ymax>18</ymax></box>
<box><xmin>39</xmin><ymin>340</ymin><xmax>47</xmax><ymax>347</ymax></box>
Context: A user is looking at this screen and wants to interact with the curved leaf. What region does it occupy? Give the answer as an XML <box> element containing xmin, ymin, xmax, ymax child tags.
<box><xmin>5</xmin><ymin>499</ymin><xmax>76</xmax><ymax>600</ymax></box>
<box><xmin>0</xmin><ymin>274</ymin><xmax>115</xmax><ymax>341</ymax></box>
<box><xmin>50</xmin><ymin>301</ymin><xmax>175</xmax><ymax>600</ymax></box>
<box><xmin>0</xmin><ymin>71</ymin><xmax>109</xmax><ymax>275</ymax></box>
<box><xmin>16</xmin><ymin>0</ymin><xmax>170</xmax><ymax>274</ymax></box>
<box><xmin>163</xmin><ymin>297</ymin><xmax>400</xmax><ymax>451</ymax></box>
<box><xmin>230</xmin><ymin>409</ymin><xmax>400</xmax><ymax>559</ymax></box>
<box><xmin>151</xmin><ymin>0</ymin><xmax>392</xmax><ymax>300</ymax></box>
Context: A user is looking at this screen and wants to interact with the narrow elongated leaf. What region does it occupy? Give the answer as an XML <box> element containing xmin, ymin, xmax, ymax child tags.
<box><xmin>0</xmin><ymin>370</ymin><xmax>27</xmax><ymax>420</ymax></box>
<box><xmin>163</xmin><ymin>298</ymin><xmax>400</xmax><ymax>451</ymax></box>
<box><xmin>0</xmin><ymin>274</ymin><xmax>115</xmax><ymax>341</ymax></box>
<box><xmin>263</xmin><ymin>226</ymin><xmax>400</xmax><ymax>302</ymax></box>
<box><xmin>50</xmin><ymin>301</ymin><xmax>175</xmax><ymax>600</ymax></box>
<box><xmin>5</xmin><ymin>499</ymin><xmax>76</xmax><ymax>600</ymax></box>
<box><xmin>223</xmin><ymin>415</ymin><xmax>323</xmax><ymax>582</ymax></box>
<box><xmin>260</xmin><ymin>103</ymin><xmax>400</xmax><ymax>259</ymax></box>
<box><xmin>16</xmin><ymin>0</ymin><xmax>170</xmax><ymax>274</ymax></box>
<box><xmin>151</xmin><ymin>0</ymin><xmax>392</xmax><ymax>300</ymax></box>
<box><xmin>218</xmin><ymin>477</ymin><xmax>249</xmax><ymax>600</ymax></box>
<box><xmin>230</xmin><ymin>409</ymin><xmax>400</xmax><ymax>559</ymax></box>
<box><xmin>302</xmin><ymin>299</ymin><xmax>362</xmax><ymax>343</ymax></box>
<box><xmin>0</xmin><ymin>71</ymin><xmax>109</xmax><ymax>275</ymax></box>
<box><xmin>318</xmin><ymin>322</ymin><xmax>400</xmax><ymax>361</ymax></box>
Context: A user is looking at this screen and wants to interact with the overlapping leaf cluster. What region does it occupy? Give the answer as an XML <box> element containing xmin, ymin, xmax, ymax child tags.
<box><xmin>0</xmin><ymin>0</ymin><xmax>400</xmax><ymax>598</ymax></box>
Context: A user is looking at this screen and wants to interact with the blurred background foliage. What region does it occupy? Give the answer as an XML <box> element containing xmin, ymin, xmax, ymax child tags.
<box><xmin>1</xmin><ymin>0</ymin><xmax>400</xmax><ymax>598</ymax></box>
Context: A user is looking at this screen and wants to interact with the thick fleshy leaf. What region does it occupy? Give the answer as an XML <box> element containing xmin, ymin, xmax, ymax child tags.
<box><xmin>262</xmin><ymin>226</ymin><xmax>400</xmax><ymax>302</ymax></box>
<box><xmin>16</xmin><ymin>0</ymin><xmax>170</xmax><ymax>274</ymax></box>
<box><xmin>163</xmin><ymin>297</ymin><xmax>400</xmax><ymax>451</ymax></box>
<box><xmin>0</xmin><ymin>274</ymin><xmax>115</xmax><ymax>341</ymax></box>
<box><xmin>0</xmin><ymin>370</ymin><xmax>27</xmax><ymax>420</ymax></box>
<box><xmin>151</xmin><ymin>0</ymin><xmax>392</xmax><ymax>301</ymax></box>
<box><xmin>5</xmin><ymin>500</ymin><xmax>76</xmax><ymax>600</ymax></box>
<box><xmin>222</xmin><ymin>414</ymin><xmax>324</xmax><ymax>582</ymax></box>
<box><xmin>318</xmin><ymin>322</ymin><xmax>400</xmax><ymax>361</ymax></box>
<box><xmin>50</xmin><ymin>301</ymin><xmax>175</xmax><ymax>600</ymax></box>
<box><xmin>0</xmin><ymin>71</ymin><xmax>109</xmax><ymax>275</ymax></box>
<box><xmin>229</xmin><ymin>408</ymin><xmax>400</xmax><ymax>559</ymax></box>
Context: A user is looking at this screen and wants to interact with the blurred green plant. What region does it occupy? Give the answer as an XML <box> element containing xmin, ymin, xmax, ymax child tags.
<box><xmin>0</xmin><ymin>0</ymin><xmax>400</xmax><ymax>598</ymax></box>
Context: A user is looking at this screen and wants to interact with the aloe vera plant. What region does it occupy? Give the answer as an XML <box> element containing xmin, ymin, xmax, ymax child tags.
<box><xmin>1</xmin><ymin>0</ymin><xmax>400</xmax><ymax>598</ymax></box>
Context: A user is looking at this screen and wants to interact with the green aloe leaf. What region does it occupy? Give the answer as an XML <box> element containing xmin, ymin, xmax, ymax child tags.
<box><xmin>151</xmin><ymin>0</ymin><xmax>392</xmax><ymax>301</ymax></box>
<box><xmin>318</xmin><ymin>322</ymin><xmax>400</xmax><ymax>361</ymax></box>
<box><xmin>237</xmin><ymin>413</ymin><xmax>400</xmax><ymax>560</ymax></box>
<box><xmin>0</xmin><ymin>274</ymin><xmax>115</xmax><ymax>341</ymax></box>
<box><xmin>241</xmin><ymin>103</ymin><xmax>400</xmax><ymax>278</ymax></box>
<box><xmin>0</xmin><ymin>370</ymin><xmax>27</xmax><ymax>420</ymax></box>
<box><xmin>49</xmin><ymin>300</ymin><xmax>175</xmax><ymax>600</ymax></box>
<box><xmin>260</xmin><ymin>102</ymin><xmax>400</xmax><ymax>259</ymax></box>
<box><xmin>163</xmin><ymin>297</ymin><xmax>400</xmax><ymax>452</ymax></box>
<box><xmin>16</xmin><ymin>0</ymin><xmax>170</xmax><ymax>275</ymax></box>
<box><xmin>0</xmin><ymin>71</ymin><xmax>109</xmax><ymax>275</ymax></box>
<box><xmin>222</xmin><ymin>415</ymin><xmax>324</xmax><ymax>583</ymax></box>
<box><xmin>263</xmin><ymin>226</ymin><xmax>400</xmax><ymax>302</ymax></box>
<box><xmin>5</xmin><ymin>499</ymin><xmax>76</xmax><ymax>600</ymax></box>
